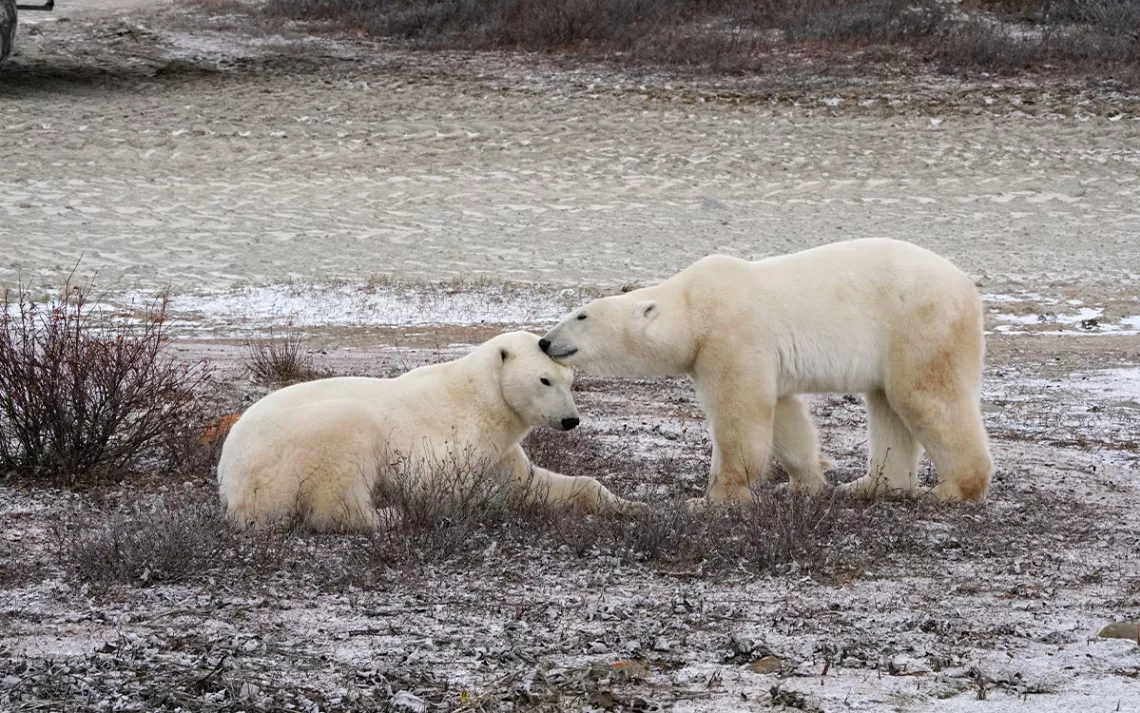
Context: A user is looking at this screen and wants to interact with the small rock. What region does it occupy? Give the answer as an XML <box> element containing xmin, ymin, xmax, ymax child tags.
<box><xmin>391</xmin><ymin>691</ymin><xmax>427</xmax><ymax>712</ymax></box>
<box><xmin>613</xmin><ymin>660</ymin><xmax>651</xmax><ymax>681</ymax></box>
<box><xmin>730</xmin><ymin>634</ymin><xmax>755</xmax><ymax>656</ymax></box>
<box><xmin>239</xmin><ymin>682</ymin><xmax>260</xmax><ymax>700</ymax></box>
<box><xmin>1098</xmin><ymin>620</ymin><xmax>1140</xmax><ymax>641</ymax></box>
<box><xmin>749</xmin><ymin>656</ymin><xmax>785</xmax><ymax>674</ymax></box>
<box><xmin>653</xmin><ymin>636</ymin><xmax>671</xmax><ymax>652</ymax></box>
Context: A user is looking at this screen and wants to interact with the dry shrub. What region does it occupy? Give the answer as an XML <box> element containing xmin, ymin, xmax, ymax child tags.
<box><xmin>932</xmin><ymin>14</ymin><xmax>1139</xmax><ymax>72</ymax></box>
<box><xmin>770</xmin><ymin>0</ymin><xmax>946</xmax><ymax>43</ymax></box>
<box><xmin>550</xmin><ymin>489</ymin><xmax>923</xmax><ymax>576</ymax></box>
<box><xmin>55</xmin><ymin>426</ymin><xmax>1100</xmax><ymax>592</ymax></box>
<box><xmin>0</xmin><ymin>283</ymin><xmax>212</xmax><ymax>487</ymax></box>
<box><xmin>522</xmin><ymin>425</ymin><xmax>625</xmax><ymax>480</ymax></box>
<box><xmin>349</xmin><ymin>445</ymin><xmax>553</xmax><ymax>572</ymax></box>
<box><xmin>59</xmin><ymin>493</ymin><xmax>237</xmax><ymax>586</ymax></box>
<box><xmin>245</xmin><ymin>330</ymin><xmax>325</xmax><ymax>386</ymax></box>
<box><xmin>258</xmin><ymin>0</ymin><xmax>1140</xmax><ymax>77</ymax></box>
<box><xmin>56</xmin><ymin>489</ymin><xmax>299</xmax><ymax>589</ymax></box>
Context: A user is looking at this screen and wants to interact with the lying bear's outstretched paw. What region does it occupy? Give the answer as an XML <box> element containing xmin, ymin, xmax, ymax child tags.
<box><xmin>615</xmin><ymin>498</ymin><xmax>650</xmax><ymax>516</ymax></box>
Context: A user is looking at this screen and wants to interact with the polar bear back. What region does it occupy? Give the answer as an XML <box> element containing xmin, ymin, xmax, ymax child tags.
<box><xmin>679</xmin><ymin>239</ymin><xmax>982</xmax><ymax>396</ymax></box>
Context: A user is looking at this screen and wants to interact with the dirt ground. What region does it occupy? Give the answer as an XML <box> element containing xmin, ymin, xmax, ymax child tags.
<box><xmin>2</xmin><ymin>1</ymin><xmax>1140</xmax><ymax>711</ymax></box>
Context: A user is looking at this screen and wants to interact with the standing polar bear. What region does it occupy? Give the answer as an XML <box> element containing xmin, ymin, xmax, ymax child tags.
<box><xmin>217</xmin><ymin>331</ymin><xmax>638</xmax><ymax>531</ymax></box>
<box><xmin>541</xmin><ymin>238</ymin><xmax>993</xmax><ymax>504</ymax></box>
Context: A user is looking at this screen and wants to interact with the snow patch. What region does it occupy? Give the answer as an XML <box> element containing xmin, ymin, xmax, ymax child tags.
<box><xmin>132</xmin><ymin>284</ymin><xmax>572</xmax><ymax>335</ymax></box>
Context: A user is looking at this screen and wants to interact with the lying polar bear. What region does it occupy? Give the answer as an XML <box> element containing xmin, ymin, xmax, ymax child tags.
<box><xmin>541</xmin><ymin>238</ymin><xmax>993</xmax><ymax>504</ymax></box>
<box><xmin>217</xmin><ymin>331</ymin><xmax>638</xmax><ymax>531</ymax></box>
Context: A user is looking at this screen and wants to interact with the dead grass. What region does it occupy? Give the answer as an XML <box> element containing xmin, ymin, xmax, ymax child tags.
<box><xmin>255</xmin><ymin>0</ymin><xmax>1140</xmax><ymax>78</ymax></box>
<box><xmin>244</xmin><ymin>330</ymin><xmax>327</xmax><ymax>386</ymax></box>
<box><xmin>54</xmin><ymin>420</ymin><xmax>1103</xmax><ymax>594</ymax></box>
<box><xmin>53</xmin><ymin>488</ymin><xmax>308</xmax><ymax>592</ymax></box>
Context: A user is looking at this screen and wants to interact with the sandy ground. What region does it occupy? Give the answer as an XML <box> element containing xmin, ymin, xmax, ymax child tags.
<box><xmin>2</xmin><ymin>2</ymin><xmax>1140</xmax><ymax>712</ymax></box>
<box><xmin>2</xmin><ymin>0</ymin><xmax>1140</xmax><ymax>307</ymax></box>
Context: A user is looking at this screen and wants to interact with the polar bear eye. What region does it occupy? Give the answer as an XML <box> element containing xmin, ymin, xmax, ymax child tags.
<box><xmin>540</xmin><ymin>377</ymin><xmax>552</xmax><ymax>386</ymax></box>
<box><xmin>576</xmin><ymin>313</ymin><xmax>587</xmax><ymax>321</ymax></box>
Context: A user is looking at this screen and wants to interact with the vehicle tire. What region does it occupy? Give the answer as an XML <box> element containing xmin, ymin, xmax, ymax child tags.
<box><xmin>0</xmin><ymin>0</ymin><xmax>16</xmax><ymax>64</ymax></box>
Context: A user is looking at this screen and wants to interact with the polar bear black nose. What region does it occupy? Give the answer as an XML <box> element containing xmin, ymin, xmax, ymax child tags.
<box><xmin>539</xmin><ymin>338</ymin><xmax>551</xmax><ymax>353</ymax></box>
<box><xmin>561</xmin><ymin>417</ymin><xmax>579</xmax><ymax>430</ymax></box>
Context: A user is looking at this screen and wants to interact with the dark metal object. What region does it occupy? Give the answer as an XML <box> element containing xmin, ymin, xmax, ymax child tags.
<box><xmin>0</xmin><ymin>0</ymin><xmax>16</xmax><ymax>64</ymax></box>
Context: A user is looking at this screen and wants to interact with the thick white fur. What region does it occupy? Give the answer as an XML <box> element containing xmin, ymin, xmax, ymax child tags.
<box><xmin>217</xmin><ymin>331</ymin><xmax>637</xmax><ymax>531</ymax></box>
<box><xmin>542</xmin><ymin>238</ymin><xmax>993</xmax><ymax>504</ymax></box>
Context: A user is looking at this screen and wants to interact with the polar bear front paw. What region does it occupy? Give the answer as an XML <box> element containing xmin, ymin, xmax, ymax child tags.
<box><xmin>686</xmin><ymin>497</ymin><xmax>712</xmax><ymax>514</ymax></box>
<box><xmin>787</xmin><ymin>475</ymin><xmax>830</xmax><ymax>496</ymax></box>
<box><xmin>837</xmin><ymin>475</ymin><xmax>886</xmax><ymax>498</ymax></box>
<box><xmin>616</xmin><ymin>499</ymin><xmax>650</xmax><ymax>516</ymax></box>
<box><xmin>838</xmin><ymin>475</ymin><xmax>915</xmax><ymax>499</ymax></box>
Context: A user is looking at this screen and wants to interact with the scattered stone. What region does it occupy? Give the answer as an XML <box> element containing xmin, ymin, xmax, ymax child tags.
<box><xmin>239</xmin><ymin>682</ymin><xmax>260</xmax><ymax>700</ymax></box>
<box><xmin>391</xmin><ymin>690</ymin><xmax>427</xmax><ymax>712</ymax></box>
<box><xmin>1098</xmin><ymin>620</ymin><xmax>1140</xmax><ymax>642</ymax></box>
<box><xmin>749</xmin><ymin>656</ymin><xmax>786</xmax><ymax>674</ymax></box>
<box><xmin>613</xmin><ymin>659</ymin><xmax>651</xmax><ymax>681</ymax></box>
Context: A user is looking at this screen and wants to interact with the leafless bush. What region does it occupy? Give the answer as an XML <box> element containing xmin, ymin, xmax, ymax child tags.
<box><xmin>0</xmin><ymin>283</ymin><xmax>212</xmax><ymax>487</ymax></box>
<box><xmin>932</xmin><ymin>14</ymin><xmax>1138</xmax><ymax>72</ymax></box>
<box><xmin>245</xmin><ymin>330</ymin><xmax>325</xmax><ymax>386</ymax></box>
<box><xmin>550</xmin><ymin>489</ymin><xmax>924</xmax><ymax>576</ymax></box>
<box><xmin>970</xmin><ymin>0</ymin><xmax>1140</xmax><ymax>30</ymax></box>
<box><xmin>772</xmin><ymin>0</ymin><xmax>946</xmax><ymax>43</ymax></box>
<box><xmin>522</xmin><ymin>425</ymin><xmax>624</xmax><ymax>481</ymax></box>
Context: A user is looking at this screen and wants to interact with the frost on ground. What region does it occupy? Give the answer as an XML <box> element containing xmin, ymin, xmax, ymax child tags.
<box><xmin>95</xmin><ymin>283</ymin><xmax>1140</xmax><ymax>343</ymax></box>
<box><xmin>3</xmin><ymin>332</ymin><xmax>1139</xmax><ymax>713</ymax></box>
<box><xmin>119</xmin><ymin>282</ymin><xmax>600</xmax><ymax>338</ymax></box>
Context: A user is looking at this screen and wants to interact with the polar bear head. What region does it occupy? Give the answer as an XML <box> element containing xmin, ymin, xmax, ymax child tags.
<box><xmin>539</xmin><ymin>287</ymin><xmax>695</xmax><ymax>377</ymax></box>
<box><xmin>493</xmin><ymin>331</ymin><xmax>580</xmax><ymax>431</ymax></box>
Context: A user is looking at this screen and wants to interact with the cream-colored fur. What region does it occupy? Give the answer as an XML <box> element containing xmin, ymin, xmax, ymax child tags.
<box><xmin>217</xmin><ymin>331</ymin><xmax>638</xmax><ymax>531</ymax></box>
<box><xmin>541</xmin><ymin>238</ymin><xmax>993</xmax><ymax>504</ymax></box>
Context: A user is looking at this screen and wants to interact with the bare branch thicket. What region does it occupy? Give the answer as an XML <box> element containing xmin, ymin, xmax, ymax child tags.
<box><xmin>0</xmin><ymin>283</ymin><xmax>213</xmax><ymax>487</ymax></box>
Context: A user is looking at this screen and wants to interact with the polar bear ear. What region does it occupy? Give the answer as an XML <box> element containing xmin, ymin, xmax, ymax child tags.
<box><xmin>499</xmin><ymin>348</ymin><xmax>511</xmax><ymax>362</ymax></box>
<box><xmin>638</xmin><ymin>301</ymin><xmax>658</xmax><ymax>319</ymax></box>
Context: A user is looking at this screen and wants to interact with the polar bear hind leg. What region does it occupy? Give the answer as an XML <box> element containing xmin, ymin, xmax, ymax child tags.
<box><xmin>771</xmin><ymin>395</ymin><xmax>828</xmax><ymax>494</ymax></box>
<box><xmin>884</xmin><ymin>334</ymin><xmax>993</xmax><ymax>502</ymax></box>
<box><xmin>840</xmin><ymin>390</ymin><xmax>923</xmax><ymax>497</ymax></box>
<box><xmin>297</xmin><ymin>443</ymin><xmax>391</xmax><ymax>532</ymax></box>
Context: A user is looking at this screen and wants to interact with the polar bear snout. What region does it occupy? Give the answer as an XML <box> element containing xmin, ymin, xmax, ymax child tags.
<box><xmin>560</xmin><ymin>417</ymin><xmax>580</xmax><ymax>431</ymax></box>
<box><xmin>538</xmin><ymin>333</ymin><xmax>578</xmax><ymax>361</ymax></box>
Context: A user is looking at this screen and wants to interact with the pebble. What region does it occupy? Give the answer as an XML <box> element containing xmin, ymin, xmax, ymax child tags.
<box><xmin>1098</xmin><ymin>620</ymin><xmax>1140</xmax><ymax>641</ymax></box>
